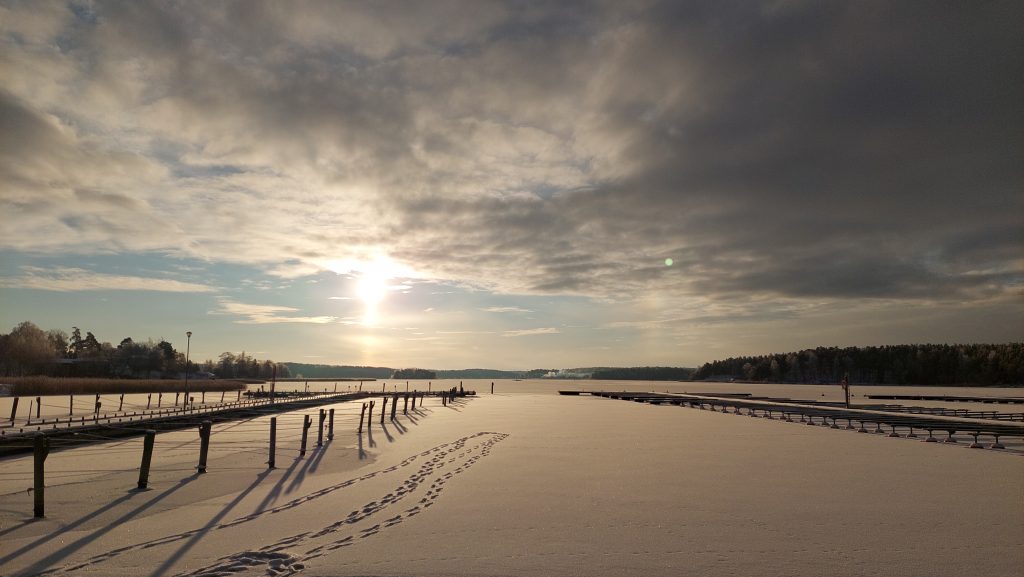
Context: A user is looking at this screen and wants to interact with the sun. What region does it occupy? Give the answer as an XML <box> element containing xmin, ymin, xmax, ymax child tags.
<box><xmin>356</xmin><ymin>269</ymin><xmax>388</xmax><ymax>306</ymax></box>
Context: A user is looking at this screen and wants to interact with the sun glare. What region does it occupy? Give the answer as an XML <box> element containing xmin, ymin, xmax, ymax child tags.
<box><xmin>324</xmin><ymin>256</ymin><xmax>415</xmax><ymax>326</ymax></box>
<box><xmin>356</xmin><ymin>270</ymin><xmax>388</xmax><ymax>306</ymax></box>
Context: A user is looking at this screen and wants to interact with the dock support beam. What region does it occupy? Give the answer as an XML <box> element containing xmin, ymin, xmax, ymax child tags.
<box><xmin>138</xmin><ymin>430</ymin><xmax>156</xmax><ymax>488</ymax></box>
<box><xmin>268</xmin><ymin>417</ymin><xmax>277</xmax><ymax>469</ymax></box>
<box><xmin>33</xmin><ymin>434</ymin><xmax>49</xmax><ymax>517</ymax></box>
<box><xmin>197</xmin><ymin>421</ymin><xmax>212</xmax><ymax>473</ymax></box>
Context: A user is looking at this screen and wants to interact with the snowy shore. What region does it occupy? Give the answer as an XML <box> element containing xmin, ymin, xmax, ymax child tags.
<box><xmin>1</xmin><ymin>384</ymin><xmax>1022</xmax><ymax>576</ymax></box>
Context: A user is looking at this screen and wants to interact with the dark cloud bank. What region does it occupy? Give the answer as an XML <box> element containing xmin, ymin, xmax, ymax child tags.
<box><xmin>1</xmin><ymin>1</ymin><xmax>1021</xmax><ymax>316</ymax></box>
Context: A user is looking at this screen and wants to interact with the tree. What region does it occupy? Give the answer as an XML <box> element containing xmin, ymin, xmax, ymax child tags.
<box><xmin>1</xmin><ymin>321</ymin><xmax>54</xmax><ymax>375</ymax></box>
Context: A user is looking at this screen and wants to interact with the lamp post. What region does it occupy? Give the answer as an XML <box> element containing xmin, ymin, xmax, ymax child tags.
<box><xmin>185</xmin><ymin>331</ymin><xmax>192</xmax><ymax>409</ymax></box>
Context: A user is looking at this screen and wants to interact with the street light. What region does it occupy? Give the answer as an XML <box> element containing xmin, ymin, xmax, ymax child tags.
<box><xmin>185</xmin><ymin>331</ymin><xmax>192</xmax><ymax>409</ymax></box>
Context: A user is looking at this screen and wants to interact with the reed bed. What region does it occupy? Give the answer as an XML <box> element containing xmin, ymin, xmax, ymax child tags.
<box><xmin>1</xmin><ymin>376</ymin><xmax>251</xmax><ymax>396</ymax></box>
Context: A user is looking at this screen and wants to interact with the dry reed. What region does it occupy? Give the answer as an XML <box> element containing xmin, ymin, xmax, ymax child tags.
<box><xmin>2</xmin><ymin>376</ymin><xmax>251</xmax><ymax>396</ymax></box>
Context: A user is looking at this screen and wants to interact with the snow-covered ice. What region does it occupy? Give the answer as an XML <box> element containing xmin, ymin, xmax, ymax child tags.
<box><xmin>1</xmin><ymin>382</ymin><xmax>1021</xmax><ymax>576</ymax></box>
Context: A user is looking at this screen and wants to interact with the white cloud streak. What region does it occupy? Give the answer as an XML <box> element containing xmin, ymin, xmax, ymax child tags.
<box><xmin>213</xmin><ymin>300</ymin><xmax>337</xmax><ymax>325</ymax></box>
<box><xmin>0</xmin><ymin>266</ymin><xmax>215</xmax><ymax>293</ymax></box>
<box><xmin>503</xmin><ymin>327</ymin><xmax>559</xmax><ymax>337</ymax></box>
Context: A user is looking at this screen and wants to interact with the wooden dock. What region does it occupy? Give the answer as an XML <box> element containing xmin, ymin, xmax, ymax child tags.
<box><xmin>0</xmin><ymin>389</ymin><xmax>475</xmax><ymax>457</ymax></box>
<box><xmin>563</xmin><ymin>391</ymin><xmax>1024</xmax><ymax>448</ymax></box>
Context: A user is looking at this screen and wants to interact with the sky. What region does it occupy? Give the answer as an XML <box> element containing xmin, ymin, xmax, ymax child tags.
<box><xmin>1</xmin><ymin>1</ymin><xmax>1021</xmax><ymax>371</ymax></box>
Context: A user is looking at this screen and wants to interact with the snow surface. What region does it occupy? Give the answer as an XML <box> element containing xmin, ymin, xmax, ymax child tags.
<box><xmin>1</xmin><ymin>382</ymin><xmax>1022</xmax><ymax>577</ymax></box>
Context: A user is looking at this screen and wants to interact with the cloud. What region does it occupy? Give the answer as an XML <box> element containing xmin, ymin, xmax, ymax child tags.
<box><xmin>1</xmin><ymin>0</ymin><xmax>1020</xmax><ymax>317</ymax></box>
<box><xmin>213</xmin><ymin>300</ymin><xmax>336</xmax><ymax>324</ymax></box>
<box><xmin>481</xmin><ymin>306</ymin><xmax>532</xmax><ymax>313</ymax></box>
<box><xmin>503</xmin><ymin>327</ymin><xmax>559</xmax><ymax>337</ymax></box>
<box><xmin>0</xmin><ymin>266</ymin><xmax>216</xmax><ymax>293</ymax></box>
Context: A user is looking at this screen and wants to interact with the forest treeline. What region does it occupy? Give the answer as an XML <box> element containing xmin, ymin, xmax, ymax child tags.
<box><xmin>0</xmin><ymin>321</ymin><xmax>290</xmax><ymax>380</ymax></box>
<box><xmin>691</xmin><ymin>343</ymin><xmax>1023</xmax><ymax>386</ymax></box>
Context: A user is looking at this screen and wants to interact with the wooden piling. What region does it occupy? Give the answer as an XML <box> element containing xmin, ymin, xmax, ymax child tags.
<box><xmin>491</xmin><ymin>382</ymin><xmax>494</xmax><ymax>394</ymax></box>
<box><xmin>33</xmin><ymin>434</ymin><xmax>49</xmax><ymax>517</ymax></box>
<box><xmin>69</xmin><ymin>394</ymin><xmax>74</xmax><ymax>415</ymax></box>
<box><xmin>318</xmin><ymin>409</ymin><xmax>326</xmax><ymax>447</ymax></box>
<box><xmin>268</xmin><ymin>417</ymin><xmax>277</xmax><ymax>469</ymax></box>
<box><xmin>300</xmin><ymin>414</ymin><xmax>311</xmax><ymax>456</ymax></box>
<box><xmin>175</xmin><ymin>392</ymin><xmax>180</xmax><ymax>406</ymax></box>
<box><xmin>358</xmin><ymin>403</ymin><xmax>367</xmax><ymax>432</ymax></box>
<box><xmin>9</xmin><ymin>397</ymin><xmax>18</xmax><ymax>422</ymax></box>
<box><xmin>391</xmin><ymin>394</ymin><xmax>398</xmax><ymax>420</ymax></box>
<box><xmin>411</xmin><ymin>393</ymin><xmax>416</xmax><ymax>411</ymax></box>
<box><xmin>380</xmin><ymin>397</ymin><xmax>387</xmax><ymax>424</ymax></box>
<box><xmin>119</xmin><ymin>393</ymin><xmax>125</xmax><ymax>411</ymax></box>
<box><xmin>201</xmin><ymin>391</ymin><xmax>205</xmax><ymax>404</ymax></box>
<box><xmin>146</xmin><ymin>394</ymin><xmax>152</xmax><ymax>410</ymax></box>
<box><xmin>138</xmin><ymin>430</ymin><xmax>156</xmax><ymax>489</ymax></box>
<box><xmin>328</xmin><ymin>408</ymin><xmax>335</xmax><ymax>440</ymax></box>
<box><xmin>197</xmin><ymin>421</ymin><xmax>212</xmax><ymax>473</ymax></box>
<box><xmin>403</xmin><ymin>394</ymin><xmax>409</xmax><ymax>414</ymax></box>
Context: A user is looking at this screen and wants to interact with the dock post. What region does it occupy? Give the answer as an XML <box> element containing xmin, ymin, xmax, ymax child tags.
<box><xmin>403</xmin><ymin>394</ymin><xmax>409</xmax><ymax>414</ymax></box>
<box><xmin>491</xmin><ymin>382</ymin><xmax>494</xmax><ymax>394</ymax></box>
<box><xmin>201</xmin><ymin>391</ymin><xmax>205</xmax><ymax>404</ymax></box>
<box><xmin>411</xmin><ymin>393</ymin><xmax>416</xmax><ymax>411</ymax></box>
<box><xmin>146</xmin><ymin>394</ymin><xmax>152</xmax><ymax>410</ymax></box>
<box><xmin>358</xmin><ymin>403</ymin><xmax>367</xmax><ymax>433</ymax></box>
<box><xmin>9</xmin><ymin>397</ymin><xmax>18</xmax><ymax>423</ymax></box>
<box><xmin>138</xmin><ymin>430</ymin><xmax>156</xmax><ymax>488</ymax></box>
<box><xmin>391</xmin><ymin>394</ymin><xmax>398</xmax><ymax>420</ymax></box>
<box><xmin>33</xmin><ymin>434</ymin><xmax>49</xmax><ymax>517</ymax></box>
<box><xmin>328</xmin><ymin>408</ymin><xmax>335</xmax><ymax>440</ymax></box>
<box><xmin>197</xmin><ymin>421</ymin><xmax>212</xmax><ymax>473</ymax></box>
<box><xmin>268</xmin><ymin>417</ymin><xmax>277</xmax><ymax>469</ymax></box>
<box><xmin>119</xmin><ymin>393</ymin><xmax>125</xmax><ymax>411</ymax></box>
<box><xmin>175</xmin><ymin>392</ymin><xmax>180</xmax><ymax>406</ymax></box>
<box><xmin>35</xmin><ymin>396</ymin><xmax>41</xmax><ymax>419</ymax></box>
<box><xmin>158</xmin><ymin>392</ymin><xmax>163</xmax><ymax>407</ymax></box>
<box><xmin>318</xmin><ymin>409</ymin><xmax>326</xmax><ymax>447</ymax></box>
<box><xmin>300</xmin><ymin>415</ymin><xmax>311</xmax><ymax>456</ymax></box>
<box><xmin>237</xmin><ymin>390</ymin><xmax>241</xmax><ymax>401</ymax></box>
<box><xmin>380</xmin><ymin>397</ymin><xmax>387</xmax><ymax>424</ymax></box>
<box><xmin>69</xmin><ymin>394</ymin><xmax>73</xmax><ymax>415</ymax></box>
